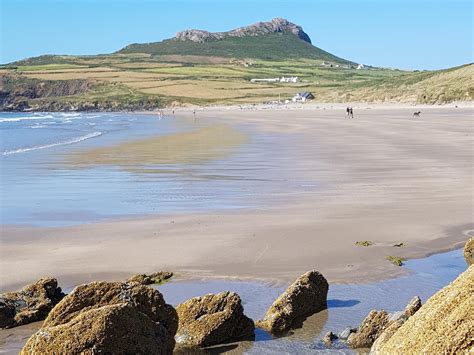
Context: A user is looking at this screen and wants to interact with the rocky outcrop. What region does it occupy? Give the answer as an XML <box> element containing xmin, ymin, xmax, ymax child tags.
<box><xmin>371</xmin><ymin>266</ymin><xmax>474</xmax><ymax>354</ymax></box>
<box><xmin>21</xmin><ymin>304</ymin><xmax>173</xmax><ymax>355</ymax></box>
<box><xmin>175</xmin><ymin>18</ymin><xmax>311</xmax><ymax>44</ymax></box>
<box><xmin>348</xmin><ymin>296</ymin><xmax>422</xmax><ymax>349</ymax></box>
<box><xmin>175</xmin><ymin>291</ymin><xmax>254</xmax><ymax>348</ymax></box>
<box><xmin>464</xmin><ymin>237</ymin><xmax>473</xmax><ymax>266</ymax></box>
<box><xmin>0</xmin><ymin>278</ymin><xmax>64</xmax><ymax>328</ymax></box>
<box><xmin>256</xmin><ymin>270</ymin><xmax>328</xmax><ymax>334</ymax></box>
<box><xmin>347</xmin><ymin>310</ymin><xmax>390</xmax><ymax>348</ymax></box>
<box><xmin>21</xmin><ymin>281</ymin><xmax>178</xmax><ymax>354</ymax></box>
<box><xmin>322</xmin><ymin>331</ymin><xmax>338</xmax><ymax>346</ymax></box>
<box><xmin>0</xmin><ymin>73</ymin><xmax>164</xmax><ymax>112</ymax></box>
<box><xmin>127</xmin><ymin>271</ymin><xmax>173</xmax><ymax>285</ymax></box>
<box><xmin>403</xmin><ymin>295</ymin><xmax>422</xmax><ymax>317</ymax></box>
<box><xmin>0</xmin><ymin>73</ymin><xmax>92</xmax><ymax>108</ymax></box>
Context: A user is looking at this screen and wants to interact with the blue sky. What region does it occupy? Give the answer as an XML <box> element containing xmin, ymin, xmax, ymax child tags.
<box><xmin>1</xmin><ymin>0</ymin><xmax>472</xmax><ymax>69</ymax></box>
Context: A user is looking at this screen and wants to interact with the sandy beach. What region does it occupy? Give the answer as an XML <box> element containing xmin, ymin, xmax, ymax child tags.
<box><xmin>1</xmin><ymin>105</ymin><xmax>473</xmax><ymax>292</ymax></box>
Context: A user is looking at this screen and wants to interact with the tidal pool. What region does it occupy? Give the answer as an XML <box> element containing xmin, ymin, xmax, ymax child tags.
<box><xmin>157</xmin><ymin>249</ymin><xmax>466</xmax><ymax>354</ymax></box>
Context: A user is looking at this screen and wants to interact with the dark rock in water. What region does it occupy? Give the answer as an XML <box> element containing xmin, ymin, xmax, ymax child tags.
<box><xmin>21</xmin><ymin>304</ymin><xmax>173</xmax><ymax>355</ymax></box>
<box><xmin>371</xmin><ymin>266</ymin><xmax>474</xmax><ymax>354</ymax></box>
<box><xmin>127</xmin><ymin>271</ymin><xmax>173</xmax><ymax>285</ymax></box>
<box><xmin>464</xmin><ymin>238</ymin><xmax>473</xmax><ymax>266</ymax></box>
<box><xmin>21</xmin><ymin>281</ymin><xmax>178</xmax><ymax>354</ymax></box>
<box><xmin>403</xmin><ymin>296</ymin><xmax>421</xmax><ymax>317</ymax></box>
<box><xmin>347</xmin><ymin>310</ymin><xmax>390</xmax><ymax>348</ymax></box>
<box><xmin>322</xmin><ymin>331</ymin><xmax>338</xmax><ymax>346</ymax></box>
<box><xmin>338</xmin><ymin>327</ymin><xmax>357</xmax><ymax>340</ymax></box>
<box><xmin>175</xmin><ymin>291</ymin><xmax>254</xmax><ymax>348</ymax></box>
<box><xmin>256</xmin><ymin>270</ymin><xmax>328</xmax><ymax>334</ymax></box>
<box><xmin>348</xmin><ymin>296</ymin><xmax>422</xmax><ymax>349</ymax></box>
<box><xmin>175</xmin><ymin>18</ymin><xmax>312</xmax><ymax>44</ymax></box>
<box><xmin>0</xmin><ymin>278</ymin><xmax>64</xmax><ymax>328</ymax></box>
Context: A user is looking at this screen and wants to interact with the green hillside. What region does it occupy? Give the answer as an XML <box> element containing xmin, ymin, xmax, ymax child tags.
<box><xmin>118</xmin><ymin>33</ymin><xmax>352</xmax><ymax>64</ymax></box>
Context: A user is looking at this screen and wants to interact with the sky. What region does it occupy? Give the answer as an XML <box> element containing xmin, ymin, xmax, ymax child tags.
<box><xmin>1</xmin><ymin>0</ymin><xmax>472</xmax><ymax>70</ymax></box>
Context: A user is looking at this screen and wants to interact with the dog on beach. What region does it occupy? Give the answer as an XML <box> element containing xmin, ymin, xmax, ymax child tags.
<box><xmin>413</xmin><ymin>111</ymin><xmax>421</xmax><ymax>118</ymax></box>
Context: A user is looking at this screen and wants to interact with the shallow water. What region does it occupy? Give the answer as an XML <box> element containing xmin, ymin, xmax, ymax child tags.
<box><xmin>157</xmin><ymin>249</ymin><xmax>467</xmax><ymax>354</ymax></box>
<box><xmin>0</xmin><ymin>112</ymin><xmax>317</xmax><ymax>226</ymax></box>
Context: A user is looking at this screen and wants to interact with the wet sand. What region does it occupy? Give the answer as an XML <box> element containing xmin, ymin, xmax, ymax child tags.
<box><xmin>68</xmin><ymin>123</ymin><xmax>248</xmax><ymax>168</ymax></box>
<box><xmin>1</xmin><ymin>106</ymin><xmax>473</xmax><ymax>291</ymax></box>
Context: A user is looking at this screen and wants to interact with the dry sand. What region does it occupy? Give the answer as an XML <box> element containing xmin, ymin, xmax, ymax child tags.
<box><xmin>1</xmin><ymin>105</ymin><xmax>473</xmax><ymax>292</ymax></box>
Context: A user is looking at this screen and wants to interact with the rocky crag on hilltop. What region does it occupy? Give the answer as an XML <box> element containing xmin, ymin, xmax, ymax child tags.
<box><xmin>174</xmin><ymin>18</ymin><xmax>312</xmax><ymax>44</ymax></box>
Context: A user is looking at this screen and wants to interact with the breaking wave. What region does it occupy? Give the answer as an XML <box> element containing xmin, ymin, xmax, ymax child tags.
<box><xmin>0</xmin><ymin>114</ymin><xmax>54</xmax><ymax>123</ymax></box>
<box><xmin>1</xmin><ymin>131</ymin><xmax>102</xmax><ymax>156</ymax></box>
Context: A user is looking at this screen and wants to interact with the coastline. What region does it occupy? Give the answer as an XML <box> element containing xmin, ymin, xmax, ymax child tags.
<box><xmin>1</xmin><ymin>106</ymin><xmax>472</xmax><ymax>292</ymax></box>
<box><xmin>1</xmin><ymin>100</ymin><xmax>473</xmax><ymax>115</ymax></box>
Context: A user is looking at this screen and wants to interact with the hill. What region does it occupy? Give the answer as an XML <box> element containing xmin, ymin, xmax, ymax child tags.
<box><xmin>323</xmin><ymin>63</ymin><xmax>474</xmax><ymax>104</ymax></box>
<box><xmin>118</xmin><ymin>18</ymin><xmax>351</xmax><ymax>64</ymax></box>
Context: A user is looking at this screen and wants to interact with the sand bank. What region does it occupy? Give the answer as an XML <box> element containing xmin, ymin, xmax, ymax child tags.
<box><xmin>1</xmin><ymin>106</ymin><xmax>473</xmax><ymax>291</ymax></box>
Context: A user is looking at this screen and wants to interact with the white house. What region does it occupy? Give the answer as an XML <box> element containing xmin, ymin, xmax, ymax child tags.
<box><xmin>280</xmin><ymin>76</ymin><xmax>298</xmax><ymax>83</ymax></box>
<box><xmin>251</xmin><ymin>76</ymin><xmax>298</xmax><ymax>83</ymax></box>
<box><xmin>292</xmin><ymin>92</ymin><xmax>314</xmax><ymax>102</ymax></box>
<box><xmin>250</xmin><ymin>78</ymin><xmax>279</xmax><ymax>83</ymax></box>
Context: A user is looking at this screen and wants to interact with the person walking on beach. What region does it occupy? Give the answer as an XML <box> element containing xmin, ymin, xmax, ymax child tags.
<box><xmin>346</xmin><ymin>106</ymin><xmax>350</xmax><ymax>118</ymax></box>
<box><xmin>349</xmin><ymin>107</ymin><xmax>354</xmax><ymax>119</ymax></box>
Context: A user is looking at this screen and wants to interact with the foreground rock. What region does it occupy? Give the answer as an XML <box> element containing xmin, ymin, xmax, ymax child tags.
<box><xmin>256</xmin><ymin>270</ymin><xmax>329</xmax><ymax>334</ymax></box>
<box><xmin>21</xmin><ymin>281</ymin><xmax>178</xmax><ymax>354</ymax></box>
<box><xmin>127</xmin><ymin>271</ymin><xmax>173</xmax><ymax>285</ymax></box>
<box><xmin>0</xmin><ymin>278</ymin><xmax>64</xmax><ymax>328</ymax></box>
<box><xmin>175</xmin><ymin>292</ymin><xmax>254</xmax><ymax>348</ymax></box>
<box><xmin>21</xmin><ymin>304</ymin><xmax>173</xmax><ymax>354</ymax></box>
<box><xmin>347</xmin><ymin>296</ymin><xmax>421</xmax><ymax>349</ymax></box>
<box><xmin>371</xmin><ymin>266</ymin><xmax>474</xmax><ymax>354</ymax></box>
<box><xmin>464</xmin><ymin>237</ymin><xmax>473</xmax><ymax>266</ymax></box>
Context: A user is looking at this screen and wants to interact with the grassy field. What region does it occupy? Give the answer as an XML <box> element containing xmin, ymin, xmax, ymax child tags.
<box><xmin>1</xmin><ymin>52</ymin><xmax>473</xmax><ymax>108</ymax></box>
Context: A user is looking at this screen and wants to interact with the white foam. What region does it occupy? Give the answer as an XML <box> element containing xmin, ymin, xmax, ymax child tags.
<box><xmin>0</xmin><ymin>114</ymin><xmax>54</xmax><ymax>123</ymax></box>
<box><xmin>1</xmin><ymin>132</ymin><xmax>103</xmax><ymax>156</ymax></box>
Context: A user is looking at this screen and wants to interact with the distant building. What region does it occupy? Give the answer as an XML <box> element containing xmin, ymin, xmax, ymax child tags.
<box><xmin>292</xmin><ymin>92</ymin><xmax>314</xmax><ymax>102</ymax></box>
<box><xmin>280</xmin><ymin>76</ymin><xmax>298</xmax><ymax>83</ymax></box>
<box><xmin>357</xmin><ymin>64</ymin><xmax>366</xmax><ymax>70</ymax></box>
<box><xmin>251</xmin><ymin>76</ymin><xmax>298</xmax><ymax>83</ymax></box>
<box><xmin>250</xmin><ymin>78</ymin><xmax>279</xmax><ymax>83</ymax></box>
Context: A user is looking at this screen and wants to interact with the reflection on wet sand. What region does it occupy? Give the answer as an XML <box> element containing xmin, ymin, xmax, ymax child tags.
<box><xmin>66</xmin><ymin>124</ymin><xmax>248</xmax><ymax>169</ymax></box>
<box><xmin>285</xmin><ymin>309</ymin><xmax>328</xmax><ymax>341</ymax></box>
<box><xmin>0</xmin><ymin>321</ymin><xmax>42</xmax><ymax>354</ymax></box>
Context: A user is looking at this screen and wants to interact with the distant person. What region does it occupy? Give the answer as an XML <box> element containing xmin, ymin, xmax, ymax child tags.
<box><xmin>172</xmin><ymin>109</ymin><xmax>175</xmax><ymax>117</ymax></box>
<box><xmin>193</xmin><ymin>109</ymin><xmax>196</xmax><ymax>121</ymax></box>
<box><xmin>346</xmin><ymin>106</ymin><xmax>350</xmax><ymax>118</ymax></box>
<box><xmin>349</xmin><ymin>107</ymin><xmax>354</xmax><ymax>119</ymax></box>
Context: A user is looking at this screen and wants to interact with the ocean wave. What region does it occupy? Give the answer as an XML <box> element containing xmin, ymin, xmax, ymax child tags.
<box><xmin>1</xmin><ymin>131</ymin><xmax>102</xmax><ymax>156</ymax></box>
<box><xmin>58</xmin><ymin>112</ymin><xmax>81</xmax><ymax>117</ymax></box>
<box><xmin>0</xmin><ymin>114</ymin><xmax>54</xmax><ymax>123</ymax></box>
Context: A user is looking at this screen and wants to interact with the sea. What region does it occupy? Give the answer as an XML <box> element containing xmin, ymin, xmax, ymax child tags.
<box><xmin>0</xmin><ymin>112</ymin><xmax>314</xmax><ymax>226</ymax></box>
